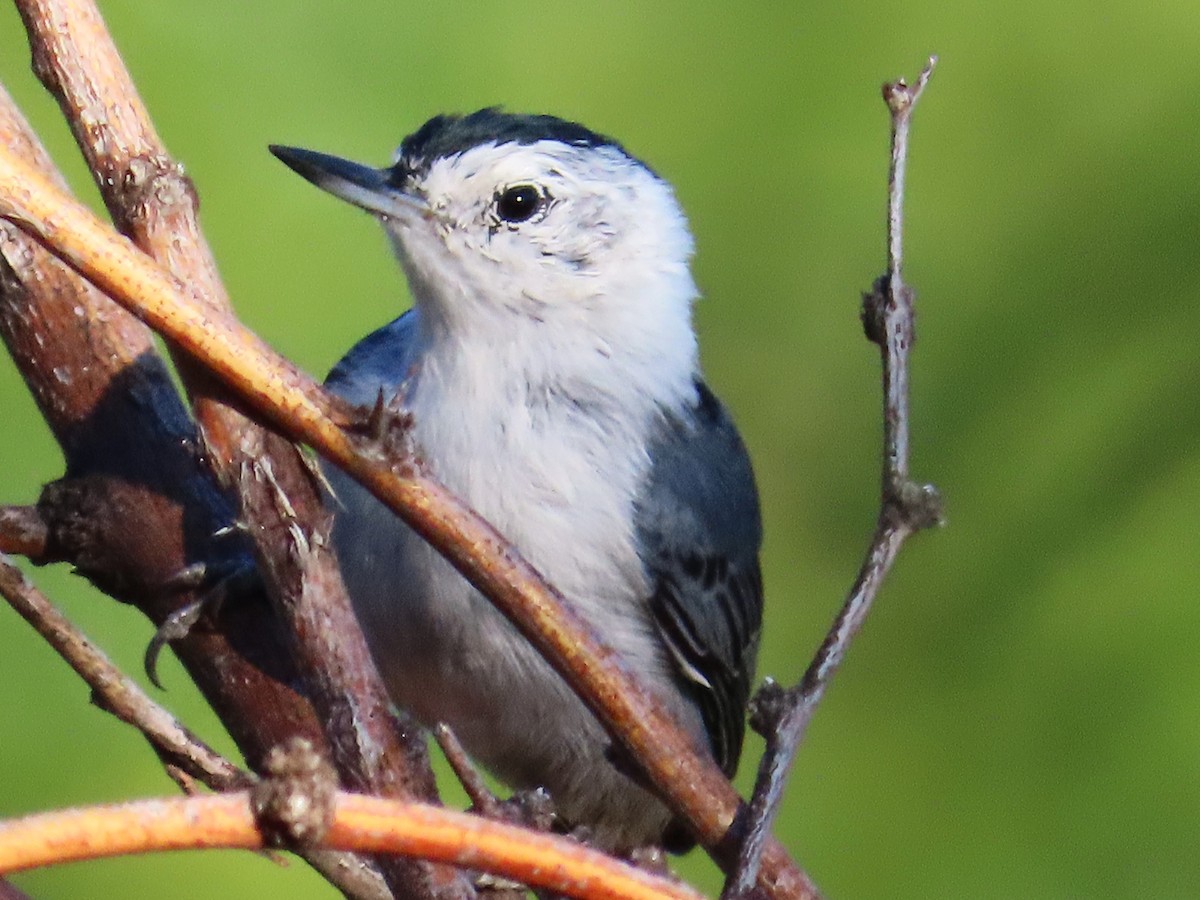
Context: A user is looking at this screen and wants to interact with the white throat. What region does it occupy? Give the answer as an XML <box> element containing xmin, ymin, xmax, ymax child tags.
<box><xmin>403</xmin><ymin>279</ymin><xmax>699</xmax><ymax>550</ymax></box>
<box><xmin>383</xmin><ymin>134</ymin><xmax>704</xmax><ymax>617</ymax></box>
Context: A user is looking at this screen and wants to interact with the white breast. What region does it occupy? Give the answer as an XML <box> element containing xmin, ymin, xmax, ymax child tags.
<box><xmin>400</xmin><ymin>314</ymin><xmax>671</xmax><ymax>679</ymax></box>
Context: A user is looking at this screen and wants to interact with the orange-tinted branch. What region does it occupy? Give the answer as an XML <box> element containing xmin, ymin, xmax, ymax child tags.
<box><xmin>0</xmin><ymin>793</ymin><xmax>703</xmax><ymax>900</ymax></box>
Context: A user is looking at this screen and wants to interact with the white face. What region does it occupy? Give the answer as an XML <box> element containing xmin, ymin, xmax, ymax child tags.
<box><xmin>381</xmin><ymin>140</ymin><xmax>698</xmax><ymax>335</ymax></box>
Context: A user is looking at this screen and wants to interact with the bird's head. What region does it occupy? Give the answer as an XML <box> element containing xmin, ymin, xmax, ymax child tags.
<box><xmin>272</xmin><ymin>109</ymin><xmax>699</xmax><ymax>356</ymax></box>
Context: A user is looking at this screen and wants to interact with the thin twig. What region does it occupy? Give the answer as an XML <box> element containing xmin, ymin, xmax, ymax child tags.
<box><xmin>0</xmin><ymin>553</ymin><xmax>247</xmax><ymax>790</ymax></box>
<box><xmin>0</xmin><ymin>879</ymin><xmax>33</xmax><ymax>900</ymax></box>
<box><xmin>433</xmin><ymin>725</ymin><xmax>504</xmax><ymax>819</ymax></box>
<box><xmin>723</xmin><ymin>56</ymin><xmax>943</xmax><ymax>900</ymax></box>
<box><xmin>0</xmin><ymin>134</ymin><xmax>817</xmax><ymax>900</ymax></box>
<box><xmin>434</xmin><ymin>726</ymin><xmax>557</xmax><ymax>854</ymax></box>
<box><xmin>0</xmin><ymin>793</ymin><xmax>704</xmax><ymax>900</ymax></box>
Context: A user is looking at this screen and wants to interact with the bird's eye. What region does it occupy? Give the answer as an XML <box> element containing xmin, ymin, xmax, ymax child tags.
<box><xmin>495</xmin><ymin>185</ymin><xmax>544</xmax><ymax>223</ymax></box>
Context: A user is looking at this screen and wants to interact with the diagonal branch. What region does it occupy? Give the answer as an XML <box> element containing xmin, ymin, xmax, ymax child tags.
<box><xmin>0</xmin><ymin>75</ymin><xmax>395</xmax><ymax>900</ymax></box>
<box><xmin>0</xmin><ymin>879</ymin><xmax>32</xmax><ymax>900</ymax></box>
<box><xmin>2</xmin><ymin>555</ymin><xmax>396</xmax><ymax>900</ymax></box>
<box><xmin>10</xmin><ymin>4</ymin><xmax>463</xmax><ymax>898</ymax></box>
<box><xmin>0</xmin><ymin>552</ymin><xmax>246</xmax><ymax>791</ymax></box>
<box><xmin>0</xmin><ymin>66</ymin><xmax>316</xmax><ymax>802</ymax></box>
<box><xmin>723</xmin><ymin>56</ymin><xmax>944</xmax><ymax>900</ymax></box>
<box><xmin>0</xmin><ymin>134</ymin><xmax>817</xmax><ymax>900</ymax></box>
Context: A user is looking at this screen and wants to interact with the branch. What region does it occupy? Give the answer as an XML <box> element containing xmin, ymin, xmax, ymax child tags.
<box><xmin>0</xmin><ymin>122</ymin><xmax>816</xmax><ymax>900</ymax></box>
<box><xmin>0</xmin><ymin>793</ymin><xmax>704</xmax><ymax>900</ymax></box>
<box><xmin>433</xmin><ymin>725</ymin><xmax>505</xmax><ymax>820</ymax></box>
<box><xmin>0</xmin><ymin>879</ymin><xmax>33</xmax><ymax>900</ymax></box>
<box><xmin>10</xmin><ymin>5</ymin><xmax>462</xmax><ymax>897</ymax></box>
<box><xmin>0</xmin><ymin>84</ymin><xmax>321</xmax><ymax>774</ymax></box>
<box><xmin>3</xmin><ymin>28</ymin><xmax>431</xmax><ymax>900</ymax></box>
<box><xmin>724</xmin><ymin>57</ymin><xmax>944</xmax><ymax>899</ymax></box>
<box><xmin>0</xmin><ymin>507</ymin><xmax>46</xmax><ymax>559</ymax></box>
<box><xmin>0</xmin><ymin>551</ymin><xmax>392</xmax><ymax>899</ymax></box>
<box><xmin>0</xmin><ymin>553</ymin><xmax>245</xmax><ymax>790</ymax></box>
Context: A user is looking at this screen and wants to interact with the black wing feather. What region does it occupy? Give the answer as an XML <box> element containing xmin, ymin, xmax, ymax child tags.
<box><xmin>635</xmin><ymin>382</ymin><xmax>763</xmax><ymax>775</ymax></box>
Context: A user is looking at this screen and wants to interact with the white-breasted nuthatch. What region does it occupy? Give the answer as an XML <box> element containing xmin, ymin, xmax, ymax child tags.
<box><xmin>271</xmin><ymin>109</ymin><xmax>762</xmax><ymax>851</ymax></box>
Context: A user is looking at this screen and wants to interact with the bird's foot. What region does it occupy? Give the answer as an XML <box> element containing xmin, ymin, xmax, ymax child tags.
<box><xmin>144</xmin><ymin>557</ymin><xmax>259</xmax><ymax>688</ymax></box>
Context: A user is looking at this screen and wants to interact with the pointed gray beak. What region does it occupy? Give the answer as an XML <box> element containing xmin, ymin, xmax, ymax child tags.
<box><xmin>270</xmin><ymin>144</ymin><xmax>427</xmax><ymax>221</ymax></box>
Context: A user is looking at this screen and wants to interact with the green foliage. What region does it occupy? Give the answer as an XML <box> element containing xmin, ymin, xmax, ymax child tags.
<box><xmin>2</xmin><ymin>2</ymin><xmax>1198</xmax><ymax>897</ymax></box>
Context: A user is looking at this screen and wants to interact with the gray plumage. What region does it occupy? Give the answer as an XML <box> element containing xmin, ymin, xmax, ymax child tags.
<box><xmin>635</xmin><ymin>380</ymin><xmax>763</xmax><ymax>776</ymax></box>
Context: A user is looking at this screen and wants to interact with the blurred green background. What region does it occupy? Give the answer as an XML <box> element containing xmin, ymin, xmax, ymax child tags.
<box><xmin>2</xmin><ymin>2</ymin><xmax>1198</xmax><ymax>897</ymax></box>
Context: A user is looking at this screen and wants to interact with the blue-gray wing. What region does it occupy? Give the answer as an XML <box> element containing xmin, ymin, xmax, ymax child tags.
<box><xmin>325</xmin><ymin>311</ymin><xmax>419</xmax><ymax>403</ymax></box>
<box><xmin>635</xmin><ymin>382</ymin><xmax>763</xmax><ymax>776</ymax></box>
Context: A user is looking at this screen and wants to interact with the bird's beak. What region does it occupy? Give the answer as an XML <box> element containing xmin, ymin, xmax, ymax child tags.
<box><xmin>269</xmin><ymin>145</ymin><xmax>428</xmax><ymax>221</ymax></box>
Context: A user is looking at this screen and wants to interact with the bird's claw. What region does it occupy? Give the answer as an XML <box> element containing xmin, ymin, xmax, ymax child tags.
<box><xmin>144</xmin><ymin>594</ymin><xmax>209</xmax><ymax>689</ymax></box>
<box><xmin>145</xmin><ymin>559</ymin><xmax>258</xmax><ymax>688</ymax></box>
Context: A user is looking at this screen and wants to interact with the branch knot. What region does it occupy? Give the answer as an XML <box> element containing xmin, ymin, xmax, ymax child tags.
<box><xmin>885</xmin><ymin>480</ymin><xmax>945</xmax><ymax>531</ymax></box>
<box><xmin>251</xmin><ymin>737</ymin><xmax>338</xmax><ymax>849</ymax></box>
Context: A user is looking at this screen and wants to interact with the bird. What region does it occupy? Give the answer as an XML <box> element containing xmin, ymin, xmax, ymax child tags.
<box><xmin>270</xmin><ymin>109</ymin><xmax>763</xmax><ymax>852</ymax></box>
